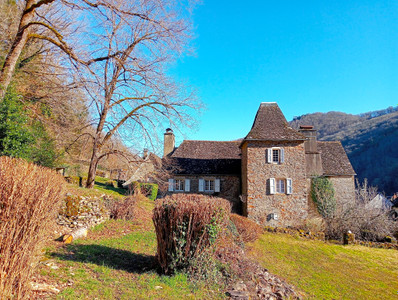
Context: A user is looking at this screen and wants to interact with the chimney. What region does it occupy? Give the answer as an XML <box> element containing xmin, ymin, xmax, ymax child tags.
<box><xmin>142</xmin><ymin>148</ymin><xmax>149</xmax><ymax>159</ymax></box>
<box><xmin>163</xmin><ymin>128</ymin><xmax>175</xmax><ymax>157</ymax></box>
<box><xmin>298</xmin><ymin>125</ymin><xmax>323</xmax><ymax>176</ymax></box>
<box><xmin>298</xmin><ymin>125</ymin><xmax>317</xmax><ymax>153</ymax></box>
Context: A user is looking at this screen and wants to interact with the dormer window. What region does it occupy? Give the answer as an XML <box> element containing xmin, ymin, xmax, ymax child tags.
<box><xmin>267</xmin><ymin>148</ymin><xmax>284</xmax><ymax>164</ymax></box>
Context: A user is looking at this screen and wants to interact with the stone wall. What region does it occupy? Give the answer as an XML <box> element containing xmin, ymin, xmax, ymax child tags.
<box><xmin>242</xmin><ymin>141</ymin><xmax>308</xmax><ymax>227</ymax></box>
<box><xmin>168</xmin><ymin>175</ymin><xmax>241</xmax><ymax>212</ymax></box>
<box><xmin>329</xmin><ymin>176</ymin><xmax>355</xmax><ymax>205</ymax></box>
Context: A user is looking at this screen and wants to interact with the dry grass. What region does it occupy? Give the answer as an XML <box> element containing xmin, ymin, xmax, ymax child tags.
<box><xmin>0</xmin><ymin>156</ymin><xmax>65</xmax><ymax>299</ymax></box>
<box><xmin>153</xmin><ymin>194</ymin><xmax>231</xmax><ymax>275</ymax></box>
<box><xmin>110</xmin><ymin>195</ymin><xmax>136</xmax><ymax>221</ymax></box>
<box><xmin>230</xmin><ymin>213</ymin><xmax>263</xmax><ymax>243</ymax></box>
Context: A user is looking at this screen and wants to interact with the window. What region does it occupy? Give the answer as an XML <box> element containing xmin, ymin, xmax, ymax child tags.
<box><xmin>205</xmin><ymin>179</ymin><xmax>215</xmax><ymax>192</ymax></box>
<box><xmin>269</xmin><ymin>178</ymin><xmax>292</xmax><ymax>195</ymax></box>
<box><xmin>276</xmin><ymin>179</ymin><xmax>285</xmax><ymax>193</ymax></box>
<box><xmin>199</xmin><ymin>178</ymin><xmax>221</xmax><ymax>192</ymax></box>
<box><xmin>168</xmin><ymin>178</ymin><xmax>190</xmax><ymax>192</ymax></box>
<box><xmin>267</xmin><ymin>148</ymin><xmax>285</xmax><ymax>164</ymax></box>
<box><xmin>272</xmin><ymin>149</ymin><xmax>279</xmax><ymax>163</ymax></box>
<box><xmin>175</xmin><ymin>179</ymin><xmax>184</xmax><ymax>191</ymax></box>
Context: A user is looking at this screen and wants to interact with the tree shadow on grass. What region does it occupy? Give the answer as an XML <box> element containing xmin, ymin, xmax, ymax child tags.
<box><xmin>94</xmin><ymin>181</ymin><xmax>128</xmax><ymax>196</ymax></box>
<box><xmin>52</xmin><ymin>244</ymin><xmax>156</xmax><ymax>274</ymax></box>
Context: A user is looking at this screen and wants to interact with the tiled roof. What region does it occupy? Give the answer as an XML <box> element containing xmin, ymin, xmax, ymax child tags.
<box><xmin>169</xmin><ymin>140</ymin><xmax>241</xmax><ymax>175</ymax></box>
<box><xmin>317</xmin><ymin>141</ymin><xmax>356</xmax><ymax>176</ymax></box>
<box><xmin>171</xmin><ymin>140</ymin><xmax>241</xmax><ymax>159</ymax></box>
<box><xmin>244</xmin><ymin>103</ymin><xmax>306</xmax><ymax>141</ymax></box>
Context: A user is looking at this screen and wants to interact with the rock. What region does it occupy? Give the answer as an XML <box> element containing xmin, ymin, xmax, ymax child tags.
<box><xmin>226</xmin><ymin>290</ymin><xmax>250</xmax><ymax>300</ymax></box>
<box><xmin>31</xmin><ymin>282</ymin><xmax>60</xmax><ymax>294</ymax></box>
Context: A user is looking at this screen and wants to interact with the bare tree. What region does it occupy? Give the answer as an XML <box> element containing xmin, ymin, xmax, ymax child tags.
<box><xmin>1</xmin><ymin>0</ymin><xmax>199</xmax><ymax>188</ymax></box>
<box><xmin>74</xmin><ymin>0</ymin><xmax>198</xmax><ymax>188</ymax></box>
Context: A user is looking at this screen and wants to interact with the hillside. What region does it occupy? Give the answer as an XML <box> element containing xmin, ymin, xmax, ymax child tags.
<box><xmin>290</xmin><ymin>107</ymin><xmax>398</xmax><ymax>195</ymax></box>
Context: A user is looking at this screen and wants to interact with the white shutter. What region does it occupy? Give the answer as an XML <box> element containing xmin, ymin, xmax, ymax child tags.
<box><xmin>215</xmin><ymin>179</ymin><xmax>220</xmax><ymax>192</ymax></box>
<box><xmin>269</xmin><ymin>178</ymin><xmax>276</xmax><ymax>194</ymax></box>
<box><xmin>199</xmin><ymin>179</ymin><xmax>204</xmax><ymax>192</ymax></box>
<box><xmin>185</xmin><ymin>179</ymin><xmax>190</xmax><ymax>192</ymax></box>
<box><xmin>286</xmin><ymin>178</ymin><xmax>292</xmax><ymax>194</ymax></box>
<box><xmin>267</xmin><ymin>148</ymin><xmax>272</xmax><ymax>163</ymax></box>
<box><xmin>168</xmin><ymin>179</ymin><xmax>174</xmax><ymax>192</ymax></box>
<box><xmin>280</xmin><ymin>148</ymin><xmax>285</xmax><ymax>163</ymax></box>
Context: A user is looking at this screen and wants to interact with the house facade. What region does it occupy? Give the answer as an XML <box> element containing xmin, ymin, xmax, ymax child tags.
<box><xmin>164</xmin><ymin>103</ymin><xmax>356</xmax><ymax>227</ymax></box>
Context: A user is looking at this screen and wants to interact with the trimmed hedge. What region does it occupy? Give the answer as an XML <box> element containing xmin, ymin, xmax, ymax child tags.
<box><xmin>153</xmin><ymin>194</ymin><xmax>231</xmax><ymax>275</ymax></box>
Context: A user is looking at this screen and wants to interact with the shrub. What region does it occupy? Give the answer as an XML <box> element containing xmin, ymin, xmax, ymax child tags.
<box><xmin>230</xmin><ymin>214</ymin><xmax>263</xmax><ymax>243</ymax></box>
<box><xmin>131</xmin><ymin>182</ymin><xmax>158</xmax><ymax>201</ymax></box>
<box><xmin>110</xmin><ymin>196</ymin><xmax>136</xmax><ymax>220</ymax></box>
<box><xmin>324</xmin><ymin>179</ymin><xmax>396</xmax><ymax>241</ymax></box>
<box><xmin>311</xmin><ymin>176</ymin><xmax>336</xmax><ymax>218</ymax></box>
<box><xmin>152</xmin><ymin>194</ymin><xmax>230</xmax><ymax>275</ymax></box>
<box><xmin>0</xmin><ymin>156</ymin><xmax>65</xmax><ymax>299</ymax></box>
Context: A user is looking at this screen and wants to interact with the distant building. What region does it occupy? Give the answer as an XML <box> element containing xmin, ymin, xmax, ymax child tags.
<box><xmin>164</xmin><ymin>102</ymin><xmax>356</xmax><ymax>227</ymax></box>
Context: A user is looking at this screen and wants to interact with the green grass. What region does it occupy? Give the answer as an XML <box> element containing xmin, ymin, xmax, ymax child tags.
<box><xmin>41</xmin><ymin>194</ymin><xmax>226</xmax><ymax>299</ymax></box>
<box><xmin>249</xmin><ymin>232</ymin><xmax>398</xmax><ymax>299</ymax></box>
<box><xmin>65</xmin><ymin>176</ymin><xmax>128</xmax><ymax>200</ymax></box>
<box><xmin>93</xmin><ymin>176</ymin><xmax>128</xmax><ymax>198</ymax></box>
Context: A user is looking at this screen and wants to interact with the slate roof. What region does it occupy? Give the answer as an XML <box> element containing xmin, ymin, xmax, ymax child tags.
<box><xmin>244</xmin><ymin>103</ymin><xmax>306</xmax><ymax>141</ymax></box>
<box><xmin>171</xmin><ymin>140</ymin><xmax>241</xmax><ymax>159</ymax></box>
<box><xmin>317</xmin><ymin>141</ymin><xmax>356</xmax><ymax>176</ymax></box>
<box><xmin>169</xmin><ymin>140</ymin><xmax>241</xmax><ymax>175</ymax></box>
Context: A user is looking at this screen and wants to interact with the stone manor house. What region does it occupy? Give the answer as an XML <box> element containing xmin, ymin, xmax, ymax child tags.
<box><xmin>163</xmin><ymin>102</ymin><xmax>356</xmax><ymax>227</ymax></box>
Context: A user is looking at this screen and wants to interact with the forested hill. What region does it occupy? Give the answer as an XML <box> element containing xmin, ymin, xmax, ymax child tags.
<box><xmin>289</xmin><ymin>106</ymin><xmax>398</xmax><ymax>195</ymax></box>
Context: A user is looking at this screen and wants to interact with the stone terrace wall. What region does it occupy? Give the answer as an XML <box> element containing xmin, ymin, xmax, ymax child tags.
<box><xmin>243</xmin><ymin>141</ymin><xmax>308</xmax><ymax>227</ymax></box>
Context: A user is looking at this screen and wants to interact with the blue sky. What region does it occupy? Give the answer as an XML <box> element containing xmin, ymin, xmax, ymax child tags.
<box><xmin>169</xmin><ymin>0</ymin><xmax>398</xmax><ymax>144</ymax></box>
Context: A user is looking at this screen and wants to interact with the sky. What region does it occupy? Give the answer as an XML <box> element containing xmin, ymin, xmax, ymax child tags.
<box><xmin>168</xmin><ymin>0</ymin><xmax>398</xmax><ymax>144</ymax></box>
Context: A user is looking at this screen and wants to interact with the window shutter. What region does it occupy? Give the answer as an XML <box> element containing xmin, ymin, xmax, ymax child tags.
<box><xmin>168</xmin><ymin>179</ymin><xmax>174</xmax><ymax>192</ymax></box>
<box><xmin>199</xmin><ymin>179</ymin><xmax>204</xmax><ymax>192</ymax></box>
<box><xmin>280</xmin><ymin>148</ymin><xmax>285</xmax><ymax>163</ymax></box>
<box><xmin>287</xmin><ymin>178</ymin><xmax>292</xmax><ymax>194</ymax></box>
<box><xmin>267</xmin><ymin>148</ymin><xmax>272</xmax><ymax>163</ymax></box>
<box><xmin>269</xmin><ymin>178</ymin><xmax>276</xmax><ymax>194</ymax></box>
<box><xmin>215</xmin><ymin>179</ymin><xmax>220</xmax><ymax>192</ymax></box>
<box><xmin>185</xmin><ymin>179</ymin><xmax>190</xmax><ymax>192</ymax></box>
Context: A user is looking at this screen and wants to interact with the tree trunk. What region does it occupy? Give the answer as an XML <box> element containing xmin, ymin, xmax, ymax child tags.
<box><xmin>0</xmin><ymin>0</ymin><xmax>37</xmax><ymax>100</ymax></box>
<box><xmin>86</xmin><ymin>146</ymin><xmax>99</xmax><ymax>188</ymax></box>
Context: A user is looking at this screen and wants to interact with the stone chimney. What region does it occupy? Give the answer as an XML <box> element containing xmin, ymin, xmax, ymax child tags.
<box><xmin>142</xmin><ymin>148</ymin><xmax>149</xmax><ymax>159</ymax></box>
<box><xmin>299</xmin><ymin>126</ymin><xmax>323</xmax><ymax>176</ymax></box>
<box><xmin>163</xmin><ymin>128</ymin><xmax>175</xmax><ymax>157</ymax></box>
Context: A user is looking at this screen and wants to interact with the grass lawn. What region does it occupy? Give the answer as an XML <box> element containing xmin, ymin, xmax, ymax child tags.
<box><xmin>249</xmin><ymin>232</ymin><xmax>398</xmax><ymax>299</ymax></box>
<box><xmin>37</xmin><ymin>183</ymin><xmax>225</xmax><ymax>299</ymax></box>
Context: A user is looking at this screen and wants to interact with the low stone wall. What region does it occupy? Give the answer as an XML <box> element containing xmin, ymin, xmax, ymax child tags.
<box><xmin>57</xmin><ymin>194</ymin><xmax>111</xmax><ymax>232</ymax></box>
<box><xmin>264</xmin><ymin>226</ymin><xmax>398</xmax><ymax>250</ymax></box>
<box><xmin>264</xmin><ymin>226</ymin><xmax>325</xmax><ymax>241</ymax></box>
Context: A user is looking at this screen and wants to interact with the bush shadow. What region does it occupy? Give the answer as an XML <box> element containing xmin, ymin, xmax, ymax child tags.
<box><xmin>52</xmin><ymin>244</ymin><xmax>156</xmax><ymax>274</ymax></box>
<box><xmin>94</xmin><ymin>181</ymin><xmax>128</xmax><ymax>196</ymax></box>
